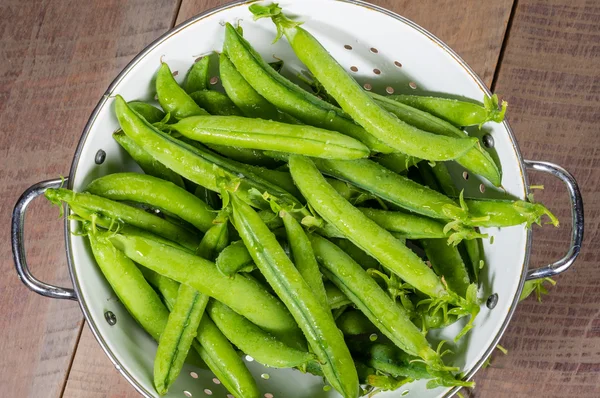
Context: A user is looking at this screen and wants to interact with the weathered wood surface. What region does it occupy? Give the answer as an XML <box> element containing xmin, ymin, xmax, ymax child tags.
<box><xmin>466</xmin><ymin>1</ymin><xmax>600</xmax><ymax>397</ymax></box>
<box><xmin>5</xmin><ymin>0</ymin><xmax>599</xmax><ymax>397</ymax></box>
<box><xmin>0</xmin><ymin>1</ymin><xmax>182</xmax><ymax>397</ymax></box>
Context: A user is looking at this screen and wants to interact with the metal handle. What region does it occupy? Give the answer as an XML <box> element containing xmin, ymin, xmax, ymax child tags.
<box><xmin>524</xmin><ymin>160</ymin><xmax>584</xmax><ymax>281</ymax></box>
<box><xmin>11</xmin><ymin>178</ymin><xmax>77</xmax><ymax>300</ymax></box>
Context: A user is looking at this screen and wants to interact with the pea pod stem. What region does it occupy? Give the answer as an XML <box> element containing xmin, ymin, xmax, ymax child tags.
<box><xmin>207</xmin><ymin>300</ymin><xmax>312</xmax><ymax>368</ymax></box>
<box><xmin>46</xmin><ymin>188</ymin><xmax>199</xmax><ymax>251</ymax></box>
<box><xmin>251</xmin><ymin>4</ymin><xmax>478</xmax><ymax>161</ymax></box>
<box><xmin>223</xmin><ymin>22</ymin><xmax>392</xmax><ymax>154</ymax></box>
<box><xmin>113</xmin><ymin>131</ymin><xmax>185</xmax><ymax>188</ymax></box>
<box><xmin>86</xmin><ymin>172</ymin><xmax>215</xmax><ymax>233</ymax></box>
<box><xmin>172</xmin><ymin>115</ymin><xmax>370</xmax><ymax>160</ymax></box>
<box><xmin>108</xmin><ymin>231</ymin><xmax>301</xmax><ymax>341</ymax></box>
<box><xmin>229</xmin><ymin>194</ymin><xmax>359</xmax><ymax>398</ymax></box>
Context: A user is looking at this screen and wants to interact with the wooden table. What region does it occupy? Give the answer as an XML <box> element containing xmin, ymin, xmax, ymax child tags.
<box><xmin>1</xmin><ymin>1</ymin><xmax>598</xmax><ymax>397</ymax></box>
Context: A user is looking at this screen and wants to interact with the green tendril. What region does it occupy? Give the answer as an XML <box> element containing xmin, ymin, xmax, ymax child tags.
<box><xmin>248</xmin><ymin>3</ymin><xmax>303</xmax><ymax>43</ymax></box>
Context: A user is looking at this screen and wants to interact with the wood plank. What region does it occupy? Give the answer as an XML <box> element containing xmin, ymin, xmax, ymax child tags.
<box><xmin>61</xmin><ymin>0</ymin><xmax>514</xmax><ymax>396</ymax></box>
<box><xmin>466</xmin><ymin>0</ymin><xmax>600</xmax><ymax>397</ymax></box>
<box><xmin>0</xmin><ymin>1</ymin><xmax>181</xmax><ymax>397</ymax></box>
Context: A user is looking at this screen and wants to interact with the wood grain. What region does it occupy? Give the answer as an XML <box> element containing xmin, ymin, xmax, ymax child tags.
<box><xmin>0</xmin><ymin>1</ymin><xmax>180</xmax><ymax>397</ymax></box>
<box><xmin>465</xmin><ymin>1</ymin><xmax>600</xmax><ymax>397</ymax></box>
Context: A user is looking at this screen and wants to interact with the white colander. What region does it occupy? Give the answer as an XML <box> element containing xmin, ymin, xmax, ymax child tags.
<box><xmin>12</xmin><ymin>1</ymin><xmax>583</xmax><ymax>397</ymax></box>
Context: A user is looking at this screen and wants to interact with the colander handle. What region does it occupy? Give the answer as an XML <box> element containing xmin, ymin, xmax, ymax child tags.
<box><xmin>11</xmin><ymin>178</ymin><xmax>77</xmax><ymax>300</ymax></box>
<box><xmin>524</xmin><ymin>160</ymin><xmax>584</xmax><ymax>281</ymax></box>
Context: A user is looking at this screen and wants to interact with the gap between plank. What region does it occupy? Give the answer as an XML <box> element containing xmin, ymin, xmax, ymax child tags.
<box><xmin>491</xmin><ymin>0</ymin><xmax>519</xmax><ymax>92</ymax></box>
<box><xmin>171</xmin><ymin>0</ymin><xmax>185</xmax><ymax>28</ymax></box>
<box><xmin>59</xmin><ymin>320</ymin><xmax>85</xmax><ymax>397</ymax></box>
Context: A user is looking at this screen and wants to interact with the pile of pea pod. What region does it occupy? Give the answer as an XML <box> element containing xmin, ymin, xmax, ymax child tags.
<box><xmin>45</xmin><ymin>4</ymin><xmax>559</xmax><ymax>398</ymax></box>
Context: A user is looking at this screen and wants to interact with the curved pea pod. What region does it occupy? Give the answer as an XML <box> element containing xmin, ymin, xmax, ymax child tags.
<box><xmin>108</xmin><ymin>232</ymin><xmax>301</xmax><ymax>341</ymax></box>
<box><xmin>309</xmin><ymin>234</ymin><xmax>446</xmax><ymax>370</ymax></box>
<box><xmin>229</xmin><ymin>194</ymin><xmax>359</xmax><ymax>398</ymax></box>
<box><xmin>251</xmin><ymin>6</ymin><xmax>478</xmax><ymax>161</ymax></box>
<box><xmin>311</xmin><ymin>158</ymin><xmax>467</xmax><ymax>222</ymax></box>
<box><xmin>289</xmin><ymin>155</ymin><xmax>448</xmax><ymax>299</ymax></box>
<box><xmin>375</xmin><ymin>152</ymin><xmax>421</xmax><ymax>175</ymax></box>
<box><xmin>388</xmin><ymin>94</ymin><xmax>508</xmax><ymax>127</ymax></box>
<box><xmin>358</xmin><ymin>207</ymin><xmax>448</xmax><ymax>239</ymax></box>
<box><xmin>154</xmin><ymin>284</ymin><xmax>208</xmax><ymax>395</ymax></box>
<box><xmin>113</xmin><ymin>131</ymin><xmax>185</xmax><ymax>188</ymax></box>
<box><xmin>464</xmin><ymin>198</ymin><xmax>559</xmax><ymax>228</ymax></box>
<box><xmin>139</xmin><ymin>268</ymin><xmax>259</xmax><ymax>398</ymax></box>
<box><xmin>223</xmin><ymin>22</ymin><xmax>392</xmax><ymax>154</ymax></box>
<box><xmin>207</xmin><ymin>300</ymin><xmax>312</xmax><ymax>368</ymax></box>
<box><xmin>462</xmin><ymin>237</ymin><xmax>484</xmax><ymax>283</ymax></box>
<box><xmin>281</xmin><ymin>210</ymin><xmax>328</xmax><ymax>309</ymax></box>
<box><xmin>171</xmin><ymin>115</ymin><xmax>370</xmax><ymax>160</ymax></box>
<box><xmin>220</xmin><ymin>53</ymin><xmax>293</xmax><ymax>122</ymax></box>
<box><xmin>216</xmin><ymin>240</ymin><xmax>255</xmax><ymax>277</ymax></box>
<box><xmin>421</xmin><ymin>239</ymin><xmax>471</xmax><ymax>297</ymax></box>
<box><xmin>183</xmin><ymin>56</ymin><xmax>210</xmax><ymax>94</ymax></box>
<box><xmin>156</xmin><ymin>62</ymin><xmax>208</xmax><ymax>119</ymax></box>
<box><xmin>325</xmin><ymin>282</ymin><xmax>352</xmax><ymax>309</ymax></box>
<box><xmin>372</xmin><ymin>93</ymin><xmax>501</xmax><ymax>186</ymax></box>
<box><xmin>85</xmin><ymin>173</ymin><xmax>215</xmax><ymax>233</ymax></box>
<box><xmin>189</xmin><ymin>90</ymin><xmax>243</xmax><ymax>116</ymax></box>
<box><xmin>336</xmin><ymin>310</ymin><xmax>378</xmax><ymax>336</ymax></box>
<box><xmin>196</xmin><ymin>208</ymin><xmax>230</xmax><ymax>259</ymax></box>
<box><xmin>128</xmin><ymin>101</ymin><xmax>167</xmax><ymax>123</ymax></box>
<box><xmin>88</xmin><ymin>233</ymin><xmax>168</xmax><ymax>340</ymax></box>
<box><xmin>46</xmin><ymin>188</ymin><xmax>199</xmax><ymax>251</ymax></box>
<box><xmin>114</xmin><ymin>95</ymin><xmax>305</xmax><ymax>214</ymax></box>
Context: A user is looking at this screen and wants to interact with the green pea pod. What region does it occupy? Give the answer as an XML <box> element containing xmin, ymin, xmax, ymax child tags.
<box><xmin>108</xmin><ymin>232</ymin><xmax>301</xmax><ymax>341</ymax></box>
<box><xmin>114</xmin><ymin>95</ymin><xmax>306</xmax><ymax>214</ymax></box>
<box><xmin>137</xmin><ymin>267</ymin><xmax>259</xmax><ymax>398</ymax></box>
<box><xmin>311</xmin><ymin>158</ymin><xmax>467</xmax><ymax>222</ymax></box>
<box><xmin>251</xmin><ymin>5</ymin><xmax>478</xmax><ymax>161</ymax></box>
<box><xmin>375</xmin><ymin>152</ymin><xmax>421</xmax><ymax>175</ymax></box>
<box><xmin>336</xmin><ymin>310</ymin><xmax>378</xmax><ymax>336</ymax></box>
<box><xmin>358</xmin><ymin>208</ymin><xmax>448</xmax><ymax>239</ymax></box>
<box><xmin>46</xmin><ymin>188</ymin><xmax>199</xmax><ymax>251</ymax></box>
<box><xmin>464</xmin><ymin>198</ymin><xmax>559</xmax><ymax>228</ymax></box>
<box><xmin>462</xmin><ymin>238</ymin><xmax>484</xmax><ymax>283</ymax></box>
<box><xmin>220</xmin><ymin>52</ymin><xmax>294</xmax><ymax>123</ymax></box>
<box><xmin>207</xmin><ymin>300</ymin><xmax>312</xmax><ymax>368</ymax></box>
<box><xmin>183</xmin><ymin>57</ymin><xmax>210</xmax><ymax>94</ymax></box>
<box><xmin>308</xmin><ymin>234</ymin><xmax>446</xmax><ymax>370</ymax></box>
<box><xmin>421</xmin><ymin>239</ymin><xmax>471</xmax><ymax>297</ymax></box>
<box><xmin>171</xmin><ymin>115</ymin><xmax>370</xmax><ymax>160</ymax></box>
<box><xmin>387</xmin><ymin>94</ymin><xmax>508</xmax><ymax>127</ymax></box>
<box><xmin>128</xmin><ymin>101</ymin><xmax>167</xmax><ymax>123</ymax></box>
<box><xmin>154</xmin><ymin>284</ymin><xmax>208</xmax><ymax>395</ymax></box>
<box><xmin>85</xmin><ymin>173</ymin><xmax>215</xmax><ymax>233</ymax></box>
<box><xmin>216</xmin><ymin>241</ymin><xmax>259</xmax><ymax>277</ymax></box>
<box><xmin>372</xmin><ymin>93</ymin><xmax>501</xmax><ymax>186</ymax></box>
<box><xmin>88</xmin><ymin>233</ymin><xmax>168</xmax><ymax>340</ymax></box>
<box><xmin>222</xmin><ymin>22</ymin><xmax>392</xmax><ymax>154</ymax></box>
<box><xmin>325</xmin><ymin>282</ymin><xmax>352</xmax><ymax>309</ymax></box>
<box><xmin>328</xmin><ymin>239</ymin><xmax>379</xmax><ymax>270</ymax></box>
<box><xmin>281</xmin><ymin>210</ymin><xmax>328</xmax><ymax>309</ymax></box>
<box><xmin>156</xmin><ymin>62</ymin><xmax>208</xmax><ymax>119</ymax></box>
<box><xmin>113</xmin><ymin>131</ymin><xmax>185</xmax><ymax>188</ymax></box>
<box><xmin>229</xmin><ymin>194</ymin><xmax>359</xmax><ymax>398</ymax></box>
<box><xmin>289</xmin><ymin>156</ymin><xmax>451</xmax><ymax>299</ymax></box>
<box><xmin>189</xmin><ymin>90</ymin><xmax>243</xmax><ymax>116</ymax></box>
<box><xmin>430</xmin><ymin>162</ymin><xmax>459</xmax><ymax>197</ymax></box>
